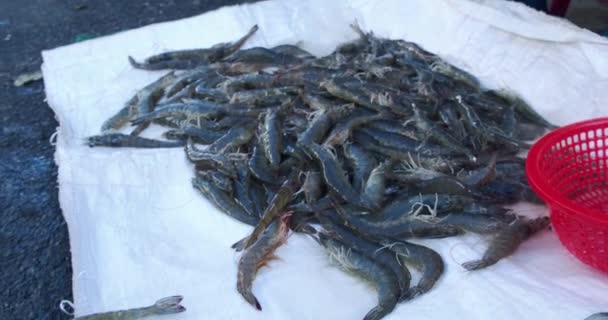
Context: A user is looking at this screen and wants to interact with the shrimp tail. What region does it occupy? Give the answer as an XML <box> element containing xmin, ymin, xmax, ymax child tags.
<box><xmin>461</xmin><ymin>259</ymin><xmax>489</xmax><ymax>271</ymax></box>
<box><xmin>363</xmin><ymin>306</ymin><xmax>389</xmax><ymax>320</ymax></box>
<box><xmin>254</xmin><ymin>297</ymin><xmax>262</xmax><ymax>311</ymax></box>
<box><xmin>128</xmin><ymin>56</ymin><xmax>147</xmax><ymax>69</ymax></box>
<box><xmin>231</xmin><ymin>236</ymin><xmax>249</xmax><ymax>252</ymax></box>
<box><xmin>151</xmin><ymin>295</ymin><xmax>186</xmax><ymax>315</ymax></box>
<box><xmin>239</xmin><ymin>290</ymin><xmax>262</xmax><ymax>311</ymax></box>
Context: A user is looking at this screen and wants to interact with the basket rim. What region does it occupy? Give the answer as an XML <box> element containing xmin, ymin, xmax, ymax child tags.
<box><xmin>526</xmin><ymin>117</ymin><xmax>608</xmax><ymax>224</ymax></box>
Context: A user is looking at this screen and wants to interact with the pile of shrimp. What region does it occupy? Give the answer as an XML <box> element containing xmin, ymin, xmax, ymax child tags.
<box><xmin>87</xmin><ymin>24</ymin><xmax>553</xmax><ymax>320</ymax></box>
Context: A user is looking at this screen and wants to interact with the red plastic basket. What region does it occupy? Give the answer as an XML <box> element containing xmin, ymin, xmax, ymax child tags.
<box><xmin>527</xmin><ymin>117</ymin><xmax>608</xmax><ymax>272</ymax></box>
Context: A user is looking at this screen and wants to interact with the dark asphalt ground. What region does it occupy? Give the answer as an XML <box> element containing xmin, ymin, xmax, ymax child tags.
<box><xmin>0</xmin><ymin>1</ymin><xmax>254</xmax><ymax>319</ymax></box>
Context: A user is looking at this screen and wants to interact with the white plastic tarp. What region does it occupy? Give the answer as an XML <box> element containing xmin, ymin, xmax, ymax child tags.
<box><xmin>42</xmin><ymin>0</ymin><xmax>608</xmax><ymax>319</ymax></box>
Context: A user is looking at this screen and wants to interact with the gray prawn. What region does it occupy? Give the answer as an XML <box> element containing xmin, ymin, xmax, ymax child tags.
<box><xmin>129</xmin><ymin>25</ymin><xmax>259</xmax><ymax>70</ymax></box>
<box><xmin>317</xmin><ymin>233</ymin><xmax>399</xmax><ymax>320</ymax></box>
<box><xmin>237</xmin><ymin>214</ymin><xmax>291</xmax><ymax>310</ymax></box>
<box><xmin>462</xmin><ymin>216</ymin><xmax>550</xmax><ymax>270</ymax></box>
<box><xmin>86</xmin><ymin>134</ymin><xmax>184</xmax><ymax>148</ymax></box>
<box><xmin>74</xmin><ymin>295</ymin><xmax>185</xmax><ymax>320</ymax></box>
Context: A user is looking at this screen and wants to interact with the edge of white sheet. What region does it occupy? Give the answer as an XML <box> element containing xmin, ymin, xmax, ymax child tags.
<box><xmin>42</xmin><ymin>0</ymin><xmax>608</xmax><ymax>319</ymax></box>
